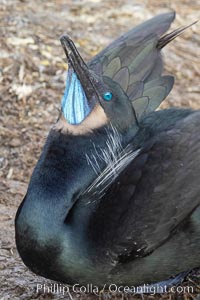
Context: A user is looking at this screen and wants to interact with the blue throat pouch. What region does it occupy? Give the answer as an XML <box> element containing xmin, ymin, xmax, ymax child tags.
<box><xmin>61</xmin><ymin>68</ymin><xmax>91</xmax><ymax>125</ymax></box>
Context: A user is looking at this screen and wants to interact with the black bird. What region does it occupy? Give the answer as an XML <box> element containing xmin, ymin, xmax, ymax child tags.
<box><xmin>15</xmin><ymin>12</ymin><xmax>200</xmax><ymax>289</ymax></box>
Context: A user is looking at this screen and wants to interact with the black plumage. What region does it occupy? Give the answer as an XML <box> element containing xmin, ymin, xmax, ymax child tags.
<box><xmin>15</xmin><ymin>12</ymin><xmax>200</xmax><ymax>288</ymax></box>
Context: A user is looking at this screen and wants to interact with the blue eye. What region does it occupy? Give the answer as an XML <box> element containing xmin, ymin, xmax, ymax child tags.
<box><xmin>103</xmin><ymin>92</ymin><xmax>113</xmax><ymax>101</ymax></box>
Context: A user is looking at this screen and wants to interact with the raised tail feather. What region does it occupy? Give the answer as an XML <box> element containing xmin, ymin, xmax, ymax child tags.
<box><xmin>157</xmin><ymin>21</ymin><xmax>197</xmax><ymax>49</ymax></box>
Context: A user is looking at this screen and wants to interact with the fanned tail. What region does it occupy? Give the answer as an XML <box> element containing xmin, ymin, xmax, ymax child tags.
<box><xmin>88</xmin><ymin>13</ymin><xmax>197</xmax><ymax>124</ymax></box>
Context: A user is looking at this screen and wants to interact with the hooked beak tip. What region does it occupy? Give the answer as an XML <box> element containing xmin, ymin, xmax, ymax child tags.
<box><xmin>60</xmin><ymin>34</ymin><xmax>72</xmax><ymax>46</ymax></box>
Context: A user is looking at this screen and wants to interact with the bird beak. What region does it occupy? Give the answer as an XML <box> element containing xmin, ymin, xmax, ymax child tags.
<box><xmin>60</xmin><ymin>35</ymin><xmax>101</xmax><ymax>125</ymax></box>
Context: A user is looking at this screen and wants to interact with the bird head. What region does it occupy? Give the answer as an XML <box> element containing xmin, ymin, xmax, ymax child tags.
<box><xmin>59</xmin><ymin>35</ymin><xmax>137</xmax><ymax>135</ymax></box>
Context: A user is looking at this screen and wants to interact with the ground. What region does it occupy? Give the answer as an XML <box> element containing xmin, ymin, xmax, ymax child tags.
<box><xmin>0</xmin><ymin>0</ymin><xmax>200</xmax><ymax>299</ymax></box>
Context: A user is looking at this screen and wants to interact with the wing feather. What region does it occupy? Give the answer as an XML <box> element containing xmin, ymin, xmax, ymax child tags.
<box><xmin>88</xmin><ymin>12</ymin><xmax>176</xmax><ymax>121</ymax></box>
<box><xmin>87</xmin><ymin>110</ymin><xmax>200</xmax><ymax>263</ymax></box>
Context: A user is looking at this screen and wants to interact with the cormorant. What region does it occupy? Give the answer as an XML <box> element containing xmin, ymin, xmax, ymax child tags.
<box><xmin>15</xmin><ymin>12</ymin><xmax>200</xmax><ymax>290</ymax></box>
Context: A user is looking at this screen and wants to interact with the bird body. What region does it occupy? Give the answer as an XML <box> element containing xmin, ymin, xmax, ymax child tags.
<box><xmin>15</xmin><ymin>12</ymin><xmax>200</xmax><ymax>288</ymax></box>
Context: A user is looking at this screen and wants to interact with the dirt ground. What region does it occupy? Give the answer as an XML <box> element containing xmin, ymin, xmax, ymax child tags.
<box><xmin>0</xmin><ymin>0</ymin><xmax>200</xmax><ymax>299</ymax></box>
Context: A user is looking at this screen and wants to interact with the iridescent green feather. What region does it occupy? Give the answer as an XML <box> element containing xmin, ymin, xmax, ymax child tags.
<box><xmin>88</xmin><ymin>12</ymin><xmax>177</xmax><ymax>121</ymax></box>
